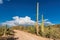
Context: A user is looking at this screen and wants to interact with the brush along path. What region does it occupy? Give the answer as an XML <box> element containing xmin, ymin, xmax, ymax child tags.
<box><xmin>14</xmin><ymin>30</ymin><xmax>53</xmax><ymax>40</ymax></box>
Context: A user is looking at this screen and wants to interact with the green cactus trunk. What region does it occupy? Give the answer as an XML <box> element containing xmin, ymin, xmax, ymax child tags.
<box><xmin>41</xmin><ymin>15</ymin><xmax>44</xmax><ymax>36</ymax></box>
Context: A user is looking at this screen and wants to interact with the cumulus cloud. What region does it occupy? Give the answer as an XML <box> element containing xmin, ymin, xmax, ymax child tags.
<box><xmin>1</xmin><ymin>16</ymin><xmax>55</xmax><ymax>26</ymax></box>
<box><xmin>1</xmin><ymin>16</ymin><xmax>35</xmax><ymax>26</ymax></box>
<box><xmin>44</xmin><ymin>19</ymin><xmax>55</xmax><ymax>26</ymax></box>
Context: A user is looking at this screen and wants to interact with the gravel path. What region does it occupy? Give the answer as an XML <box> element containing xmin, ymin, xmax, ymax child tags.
<box><xmin>14</xmin><ymin>30</ymin><xmax>53</xmax><ymax>40</ymax></box>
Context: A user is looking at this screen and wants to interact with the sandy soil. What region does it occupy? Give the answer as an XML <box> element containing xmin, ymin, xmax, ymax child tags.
<box><xmin>14</xmin><ymin>30</ymin><xmax>53</xmax><ymax>40</ymax></box>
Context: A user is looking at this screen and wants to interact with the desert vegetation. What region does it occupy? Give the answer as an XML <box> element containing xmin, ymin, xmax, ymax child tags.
<box><xmin>0</xmin><ymin>24</ymin><xmax>60</xmax><ymax>40</ymax></box>
<box><xmin>0</xmin><ymin>25</ymin><xmax>15</xmax><ymax>40</ymax></box>
<box><xmin>11</xmin><ymin>25</ymin><xmax>60</xmax><ymax>40</ymax></box>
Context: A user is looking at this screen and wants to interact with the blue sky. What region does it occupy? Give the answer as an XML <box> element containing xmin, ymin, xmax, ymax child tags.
<box><xmin>0</xmin><ymin>0</ymin><xmax>60</xmax><ymax>25</ymax></box>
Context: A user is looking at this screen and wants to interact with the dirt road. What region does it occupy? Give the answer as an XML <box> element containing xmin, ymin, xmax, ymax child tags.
<box><xmin>14</xmin><ymin>30</ymin><xmax>53</xmax><ymax>40</ymax></box>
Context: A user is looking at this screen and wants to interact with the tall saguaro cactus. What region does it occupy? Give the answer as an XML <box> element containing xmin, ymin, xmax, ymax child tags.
<box><xmin>3</xmin><ymin>25</ymin><xmax>7</xmax><ymax>37</ymax></box>
<box><xmin>36</xmin><ymin>2</ymin><xmax>39</xmax><ymax>35</ymax></box>
<box><xmin>41</xmin><ymin>14</ymin><xmax>44</xmax><ymax>36</ymax></box>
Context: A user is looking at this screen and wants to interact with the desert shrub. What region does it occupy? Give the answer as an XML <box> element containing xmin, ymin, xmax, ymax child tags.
<box><xmin>0</xmin><ymin>26</ymin><xmax>14</xmax><ymax>37</ymax></box>
<box><xmin>0</xmin><ymin>32</ymin><xmax>3</xmax><ymax>36</ymax></box>
<box><xmin>44</xmin><ymin>26</ymin><xmax>60</xmax><ymax>39</ymax></box>
<box><xmin>27</xmin><ymin>26</ymin><xmax>36</xmax><ymax>34</ymax></box>
<box><xmin>11</xmin><ymin>25</ymin><xmax>60</xmax><ymax>39</ymax></box>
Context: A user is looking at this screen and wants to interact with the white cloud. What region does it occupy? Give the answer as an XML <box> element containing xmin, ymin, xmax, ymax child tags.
<box><xmin>1</xmin><ymin>16</ymin><xmax>55</xmax><ymax>26</ymax></box>
<box><xmin>44</xmin><ymin>19</ymin><xmax>48</xmax><ymax>22</ymax></box>
<box><xmin>44</xmin><ymin>19</ymin><xmax>55</xmax><ymax>26</ymax></box>
<box><xmin>0</xmin><ymin>0</ymin><xmax>3</xmax><ymax>4</ymax></box>
<box><xmin>1</xmin><ymin>16</ymin><xmax>35</xmax><ymax>26</ymax></box>
<box><xmin>38</xmin><ymin>19</ymin><xmax>55</xmax><ymax>26</ymax></box>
